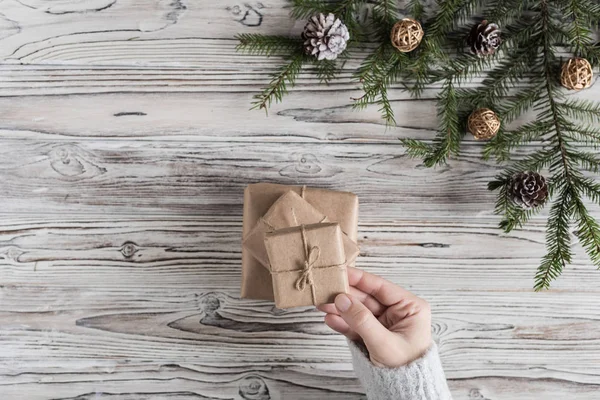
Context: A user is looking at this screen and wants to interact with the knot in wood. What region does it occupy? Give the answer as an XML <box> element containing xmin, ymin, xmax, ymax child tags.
<box><xmin>200</xmin><ymin>293</ymin><xmax>221</xmax><ymax>313</ymax></box>
<box><xmin>238</xmin><ymin>376</ymin><xmax>270</xmax><ymax>400</ymax></box>
<box><xmin>3</xmin><ymin>246</ymin><xmax>24</xmax><ymax>263</ymax></box>
<box><xmin>295</xmin><ymin>153</ymin><xmax>321</xmax><ymax>175</ymax></box>
<box><xmin>120</xmin><ymin>242</ymin><xmax>138</xmax><ymax>258</ymax></box>
<box><xmin>49</xmin><ymin>145</ymin><xmax>86</xmax><ymax>177</ymax></box>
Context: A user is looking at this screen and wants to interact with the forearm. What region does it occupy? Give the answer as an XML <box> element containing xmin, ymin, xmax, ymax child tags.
<box><xmin>349</xmin><ymin>340</ymin><xmax>452</xmax><ymax>400</ymax></box>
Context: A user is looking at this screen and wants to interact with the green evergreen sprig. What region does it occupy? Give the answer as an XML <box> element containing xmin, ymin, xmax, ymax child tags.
<box><xmin>236</xmin><ymin>0</ymin><xmax>600</xmax><ymax>289</ymax></box>
<box><xmin>403</xmin><ymin>0</ymin><xmax>600</xmax><ymax>289</ymax></box>
<box><xmin>235</xmin><ymin>0</ymin><xmax>365</xmax><ymax>112</ymax></box>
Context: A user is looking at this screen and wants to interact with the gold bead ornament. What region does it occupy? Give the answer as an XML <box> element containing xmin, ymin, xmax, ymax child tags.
<box><xmin>468</xmin><ymin>108</ymin><xmax>501</xmax><ymax>140</ymax></box>
<box><xmin>390</xmin><ymin>18</ymin><xmax>424</xmax><ymax>53</ymax></box>
<box><xmin>560</xmin><ymin>57</ymin><xmax>593</xmax><ymax>91</ymax></box>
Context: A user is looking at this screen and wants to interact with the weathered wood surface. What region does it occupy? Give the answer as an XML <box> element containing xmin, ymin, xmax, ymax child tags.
<box><xmin>1</xmin><ymin>1</ymin><xmax>600</xmax><ymax>399</ymax></box>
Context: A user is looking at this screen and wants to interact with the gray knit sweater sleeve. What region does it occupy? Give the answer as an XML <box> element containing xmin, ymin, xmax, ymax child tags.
<box><xmin>348</xmin><ymin>340</ymin><xmax>452</xmax><ymax>400</ymax></box>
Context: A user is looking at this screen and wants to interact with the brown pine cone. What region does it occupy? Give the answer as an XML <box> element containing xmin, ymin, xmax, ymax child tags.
<box><xmin>467</xmin><ymin>20</ymin><xmax>501</xmax><ymax>57</ymax></box>
<box><xmin>509</xmin><ymin>171</ymin><xmax>548</xmax><ymax>209</ymax></box>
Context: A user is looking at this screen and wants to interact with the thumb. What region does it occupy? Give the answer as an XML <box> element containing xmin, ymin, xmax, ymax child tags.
<box><xmin>335</xmin><ymin>293</ymin><xmax>392</xmax><ymax>349</ymax></box>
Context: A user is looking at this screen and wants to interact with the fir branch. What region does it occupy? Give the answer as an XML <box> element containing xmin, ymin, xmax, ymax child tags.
<box><xmin>558</xmin><ymin>99</ymin><xmax>600</xmax><ymax>123</ymax></box>
<box><xmin>238</xmin><ymin>0</ymin><xmax>600</xmax><ymax>289</ymax></box>
<box><xmin>400</xmin><ymin>138</ymin><xmax>433</xmax><ymax>158</ymax></box>
<box><xmin>497</xmin><ymin>86</ymin><xmax>543</xmax><ymax>124</ymax></box>
<box><xmin>483</xmin><ymin>120</ymin><xmax>553</xmax><ymax>162</ymax></box>
<box><xmin>568</xmin><ymin>149</ymin><xmax>600</xmax><ymax>173</ymax></box>
<box><xmin>377</xmin><ymin>85</ymin><xmax>395</xmax><ymax>126</ymax></box>
<box><xmin>355</xmin><ymin>42</ymin><xmax>389</xmax><ymax>83</ymax></box>
<box><xmin>336</xmin><ymin>0</ymin><xmax>367</xmax><ymax>40</ymax></box>
<box><xmin>423</xmin><ymin>79</ymin><xmax>462</xmax><ymax>166</ymax></box>
<box><xmin>457</xmin><ymin>50</ymin><xmax>534</xmax><ymax>109</ymax></box>
<box><xmin>577</xmin><ymin>177</ymin><xmax>600</xmax><ymax>206</ymax></box>
<box><xmin>561</xmin><ymin>0</ymin><xmax>596</xmax><ymax>58</ymax></box>
<box><xmin>425</xmin><ymin>0</ymin><xmax>467</xmax><ymax>50</ymax></box>
<box><xmin>486</xmin><ymin>0</ymin><xmax>527</xmax><ymax>25</ymax></box>
<box><xmin>534</xmin><ymin>186</ymin><xmax>574</xmax><ymax>291</ymax></box>
<box><xmin>252</xmin><ymin>52</ymin><xmax>306</xmax><ymax>112</ymax></box>
<box><xmin>406</xmin><ymin>0</ymin><xmax>483</xmax><ymax>95</ymax></box>
<box><xmin>512</xmin><ymin>147</ymin><xmax>557</xmax><ymax>173</ymax></box>
<box><xmin>408</xmin><ymin>0</ymin><xmax>425</xmax><ymax>21</ymax></box>
<box><xmin>404</xmin><ymin>0</ymin><xmax>544</xmax><ymax>165</ymax></box>
<box><xmin>530</xmin><ymin>0</ymin><xmax>594</xmax><ymax>290</ymax></box>
<box><xmin>564</xmin><ymin>124</ymin><xmax>600</xmax><ymax>148</ymax></box>
<box><xmin>353</xmin><ymin>46</ymin><xmax>407</xmax><ymax>126</ymax></box>
<box><xmin>235</xmin><ymin>34</ymin><xmax>303</xmax><ymax>56</ymax></box>
<box><xmin>310</xmin><ymin>59</ymin><xmax>338</xmax><ymax>83</ymax></box>
<box><xmin>539</xmin><ymin>0</ymin><xmax>572</xmax><ymax>185</ymax></box>
<box><xmin>573</xmin><ymin>195</ymin><xmax>600</xmax><ymax>267</ymax></box>
<box><xmin>290</xmin><ymin>0</ymin><xmax>334</xmax><ymax>20</ymax></box>
<box><xmin>442</xmin><ymin>54</ymin><xmax>493</xmax><ymax>85</ymax></box>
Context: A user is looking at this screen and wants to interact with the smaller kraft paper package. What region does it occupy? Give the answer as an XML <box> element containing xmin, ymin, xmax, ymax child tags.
<box><xmin>264</xmin><ymin>223</ymin><xmax>349</xmax><ymax>309</ymax></box>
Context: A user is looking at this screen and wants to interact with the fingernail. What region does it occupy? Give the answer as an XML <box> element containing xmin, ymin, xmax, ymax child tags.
<box><xmin>335</xmin><ymin>294</ymin><xmax>351</xmax><ymax>312</ymax></box>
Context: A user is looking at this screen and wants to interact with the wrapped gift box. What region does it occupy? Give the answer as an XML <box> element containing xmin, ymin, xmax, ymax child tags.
<box><xmin>264</xmin><ymin>223</ymin><xmax>349</xmax><ymax>308</ymax></box>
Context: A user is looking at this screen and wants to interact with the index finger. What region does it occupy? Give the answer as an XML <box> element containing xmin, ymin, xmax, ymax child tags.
<box><xmin>347</xmin><ymin>266</ymin><xmax>417</xmax><ymax>306</ymax></box>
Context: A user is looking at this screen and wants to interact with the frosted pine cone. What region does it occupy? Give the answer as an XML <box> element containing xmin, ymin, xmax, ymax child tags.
<box><xmin>467</xmin><ymin>20</ymin><xmax>501</xmax><ymax>57</ymax></box>
<box><xmin>302</xmin><ymin>13</ymin><xmax>350</xmax><ymax>61</ymax></box>
<box><xmin>509</xmin><ymin>171</ymin><xmax>548</xmax><ymax>209</ymax></box>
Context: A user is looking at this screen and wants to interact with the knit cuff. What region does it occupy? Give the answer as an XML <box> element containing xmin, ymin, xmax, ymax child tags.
<box><xmin>348</xmin><ymin>340</ymin><xmax>452</xmax><ymax>400</ymax></box>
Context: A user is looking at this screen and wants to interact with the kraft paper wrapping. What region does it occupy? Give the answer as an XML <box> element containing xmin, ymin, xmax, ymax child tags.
<box><xmin>264</xmin><ymin>223</ymin><xmax>349</xmax><ymax>309</ymax></box>
<box><xmin>241</xmin><ymin>183</ymin><xmax>359</xmax><ymax>300</ymax></box>
<box><xmin>243</xmin><ymin>190</ymin><xmax>359</xmax><ymax>271</ymax></box>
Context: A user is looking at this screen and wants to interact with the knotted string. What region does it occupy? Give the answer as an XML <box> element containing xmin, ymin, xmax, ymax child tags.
<box><xmin>271</xmin><ymin>225</ymin><xmax>347</xmax><ymax>305</ymax></box>
<box><xmin>296</xmin><ymin>225</ymin><xmax>320</xmax><ymax>303</ymax></box>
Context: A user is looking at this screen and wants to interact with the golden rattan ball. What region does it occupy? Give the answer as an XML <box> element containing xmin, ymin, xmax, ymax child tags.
<box><xmin>468</xmin><ymin>108</ymin><xmax>500</xmax><ymax>140</ymax></box>
<box><xmin>390</xmin><ymin>18</ymin><xmax>424</xmax><ymax>52</ymax></box>
<box><xmin>560</xmin><ymin>57</ymin><xmax>593</xmax><ymax>91</ymax></box>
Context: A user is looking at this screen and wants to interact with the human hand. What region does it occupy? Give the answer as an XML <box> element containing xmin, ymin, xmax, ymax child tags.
<box><xmin>318</xmin><ymin>266</ymin><xmax>432</xmax><ymax>368</ymax></box>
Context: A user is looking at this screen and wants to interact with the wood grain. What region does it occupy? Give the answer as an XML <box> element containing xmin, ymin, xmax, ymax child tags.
<box><xmin>1</xmin><ymin>0</ymin><xmax>600</xmax><ymax>399</ymax></box>
<box><xmin>0</xmin><ymin>138</ymin><xmax>543</xmax><ymax>218</ymax></box>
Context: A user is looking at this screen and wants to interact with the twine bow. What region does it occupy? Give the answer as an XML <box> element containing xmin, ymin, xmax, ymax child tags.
<box><xmin>271</xmin><ymin>225</ymin><xmax>346</xmax><ymax>306</ymax></box>
<box><xmin>295</xmin><ymin>227</ymin><xmax>321</xmax><ymax>301</ymax></box>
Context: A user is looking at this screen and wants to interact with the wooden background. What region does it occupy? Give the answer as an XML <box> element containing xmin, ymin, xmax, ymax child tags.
<box><xmin>1</xmin><ymin>1</ymin><xmax>600</xmax><ymax>399</ymax></box>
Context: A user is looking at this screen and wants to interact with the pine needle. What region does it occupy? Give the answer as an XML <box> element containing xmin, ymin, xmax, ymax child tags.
<box><xmin>251</xmin><ymin>52</ymin><xmax>306</xmax><ymax>112</ymax></box>
<box><xmin>235</xmin><ymin>34</ymin><xmax>303</xmax><ymax>57</ymax></box>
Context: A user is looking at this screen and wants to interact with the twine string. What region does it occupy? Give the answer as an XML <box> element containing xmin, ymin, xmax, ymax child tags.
<box><xmin>271</xmin><ymin>225</ymin><xmax>347</xmax><ymax>305</ymax></box>
<box><xmin>295</xmin><ymin>225</ymin><xmax>319</xmax><ymax>303</ymax></box>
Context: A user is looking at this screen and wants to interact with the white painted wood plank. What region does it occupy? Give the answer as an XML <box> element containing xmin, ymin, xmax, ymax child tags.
<box><xmin>2</xmin><ymin>283</ymin><xmax>600</xmax><ymax>390</ymax></box>
<box><xmin>0</xmin><ymin>139</ymin><xmax>512</xmax><ymax>217</ymax></box>
<box><xmin>0</xmin><ymin>0</ymin><xmax>295</xmax><ymax>62</ymax></box>
<box><xmin>0</xmin><ymin>217</ymin><xmax>597</xmax><ymax>292</ymax></box>
<box><xmin>1</xmin><ymin>68</ymin><xmax>597</xmax><ymax>142</ymax></box>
